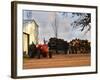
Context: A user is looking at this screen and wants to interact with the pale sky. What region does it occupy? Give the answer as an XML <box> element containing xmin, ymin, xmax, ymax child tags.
<box><xmin>23</xmin><ymin>10</ymin><xmax>91</xmax><ymax>42</ymax></box>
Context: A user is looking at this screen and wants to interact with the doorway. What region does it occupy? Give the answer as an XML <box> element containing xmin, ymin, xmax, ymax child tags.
<box><xmin>23</xmin><ymin>32</ymin><xmax>29</xmax><ymax>55</ymax></box>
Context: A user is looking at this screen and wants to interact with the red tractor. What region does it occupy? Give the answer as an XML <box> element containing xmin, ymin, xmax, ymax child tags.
<box><xmin>36</xmin><ymin>44</ymin><xmax>48</xmax><ymax>58</ymax></box>
<box><xmin>28</xmin><ymin>43</ymin><xmax>52</xmax><ymax>59</ymax></box>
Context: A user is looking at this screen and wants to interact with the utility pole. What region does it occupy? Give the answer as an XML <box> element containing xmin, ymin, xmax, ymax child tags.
<box><xmin>55</xmin><ymin>13</ymin><xmax>58</xmax><ymax>53</ymax></box>
<box><xmin>55</xmin><ymin>12</ymin><xmax>58</xmax><ymax>38</ymax></box>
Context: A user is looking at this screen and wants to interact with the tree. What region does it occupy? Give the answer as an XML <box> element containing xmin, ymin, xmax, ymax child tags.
<box><xmin>26</xmin><ymin>11</ymin><xmax>33</xmax><ymax>20</ymax></box>
<box><xmin>72</xmin><ymin>13</ymin><xmax>91</xmax><ymax>32</ymax></box>
<box><xmin>61</xmin><ymin>12</ymin><xmax>91</xmax><ymax>33</ymax></box>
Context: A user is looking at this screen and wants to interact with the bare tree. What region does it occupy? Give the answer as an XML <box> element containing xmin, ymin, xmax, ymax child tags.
<box><xmin>61</xmin><ymin>12</ymin><xmax>91</xmax><ymax>33</ymax></box>
<box><xmin>26</xmin><ymin>11</ymin><xmax>33</xmax><ymax>20</ymax></box>
<box><xmin>71</xmin><ymin>13</ymin><xmax>91</xmax><ymax>32</ymax></box>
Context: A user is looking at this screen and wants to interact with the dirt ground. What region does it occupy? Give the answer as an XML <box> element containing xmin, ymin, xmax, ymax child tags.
<box><xmin>23</xmin><ymin>53</ymin><xmax>91</xmax><ymax>69</ymax></box>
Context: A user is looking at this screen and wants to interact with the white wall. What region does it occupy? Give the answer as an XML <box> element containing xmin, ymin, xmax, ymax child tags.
<box><xmin>0</xmin><ymin>0</ymin><xmax>99</xmax><ymax>80</ymax></box>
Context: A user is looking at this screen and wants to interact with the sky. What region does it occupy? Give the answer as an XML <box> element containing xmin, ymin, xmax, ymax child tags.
<box><xmin>23</xmin><ymin>10</ymin><xmax>91</xmax><ymax>42</ymax></box>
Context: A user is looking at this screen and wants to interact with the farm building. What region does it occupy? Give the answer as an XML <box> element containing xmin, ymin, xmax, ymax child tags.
<box><xmin>23</xmin><ymin>20</ymin><xmax>38</xmax><ymax>55</ymax></box>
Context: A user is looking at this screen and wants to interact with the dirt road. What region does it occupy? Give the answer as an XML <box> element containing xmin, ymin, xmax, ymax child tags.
<box><xmin>23</xmin><ymin>54</ymin><xmax>90</xmax><ymax>69</ymax></box>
